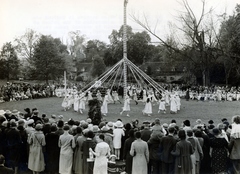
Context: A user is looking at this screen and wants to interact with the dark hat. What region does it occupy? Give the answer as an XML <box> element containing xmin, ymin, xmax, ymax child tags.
<box><xmin>212</xmin><ymin>128</ymin><xmax>220</xmax><ymax>135</ymax></box>
<box><xmin>208</xmin><ymin>124</ymin><xmax>215</xmax><ymax>129</ymax></box>
<box><xmin>24</xmin><ymin>108</ymin><xmax>30</xmax><ymax>113</ymax></box>
<box><xmin>208</xmin><ymin>120</ymin><xmax>214</xmax><ymax>124</ymax></box>
<box><xmin>183</xmin><ymin>120</ymin><xmax>190</xmax><ymax>126</ymax></box>
<box><xmin>68</xmin><ymin>119</ymin><xmax>75</xmax><ymax>126</ymax></box>
<box><xmin>143</xmin><ymin>120</ymin><xmax>150</xmax><ymax>125</ymax></box>
<box><xmin>221</xmin><ymin>118</ymin><xmax>227</xmax><ymax>122</ymax></box>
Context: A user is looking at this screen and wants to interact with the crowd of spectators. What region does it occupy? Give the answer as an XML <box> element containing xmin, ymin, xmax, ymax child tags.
<box><xmin>0</xmin><ymin>107</ymin><xmax>240</xmax><ymax>174</ymax></box>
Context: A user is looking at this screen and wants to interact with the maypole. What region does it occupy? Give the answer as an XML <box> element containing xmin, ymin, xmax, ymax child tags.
<box><xmin>123</xmin><ymin>0</ymin><xmax>128</xmax><ymax>99</ymax></box>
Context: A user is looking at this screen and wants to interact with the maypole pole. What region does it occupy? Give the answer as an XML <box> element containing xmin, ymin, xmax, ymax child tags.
<box><xmin>123</xmin><ymin>0</ymin><xmax>128</xmax><ymax>99</ymax></box>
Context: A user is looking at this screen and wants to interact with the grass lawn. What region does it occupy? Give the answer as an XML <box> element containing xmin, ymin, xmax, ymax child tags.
<box><xmin>0</xmin><ymin>97</ymin><xmax>239</xmax><ymax>126</ymax></box>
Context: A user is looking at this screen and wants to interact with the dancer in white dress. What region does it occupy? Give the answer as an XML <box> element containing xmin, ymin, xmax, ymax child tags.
<box><xmin>120</xmin><ymin>95</ymin><xmax>131</xmax><ymax>117</ymax></box>
<box><xmin>73</xmin><ymin>93</ymin><xmax>79</xmax><ymax>112</ymax></box>
<box><xmin>170</xmin><ymin>94</ymin><xmax>178</xmax><ymax>114</ymax></box>
<box><xmin>142</xmin><ymin>97</ymin><xmax>152</xmax><ymax>116</ymax></box>
<box><xmin>96</xmin><ymin>90</ymin><xmax>102</xmax><ymax>101</ymax></box>
<box><xmin>79</xmin><ymin>92</ymin><xmax>86</xmax><ymax>114</ymax></box>
<box><xmin>101</xmin><ymin>94</ymin><xmax>109</xmax><ymax>116</ymax></box>
<box><xmin>62</xmin><ymin>94</ymin><xmax>71</xmax><ymax>111</ymax></box>
<box><xmin>112</xmin><ymin>90</ymin><xmax>121</xmax><ymax>104</ymax></box>
<box><xmin>158</xmin><ymin>97</ymin><xmax>166</xmax><ymax>114</ymax></box>
<box><xmin>107</xmin><ymin>89</ymin><xmax>114</xmax><ymax>103</ymax></box>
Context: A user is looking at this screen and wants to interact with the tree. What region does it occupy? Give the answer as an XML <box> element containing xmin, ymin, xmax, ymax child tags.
<box><xmin>0</xmin><ymin>42</ymin><xmax>20</xmax><ymax>80</ymax></box>
<box><xmin>85</xmin><ymin>40</ymin><xmax>107</xmax><ymax>62</ymax></box>
<box><xmin>105</xmin><ymin>25</ymin><xmax>153</xmax><ymax>66</ymax></box>
<box><xmin>131</xmin><ymin>0</ymin><xmax>219</xmax><ymax>86</ymax></box>
<box><xmin>31</xmin><ymin>35</ymin><xmax>65</xmax><ymax>84</ymax></box>
<box><xmin>14</xmin><ymin>29</ymin><xmax>40</xmax><ymax>61</ymax></box>
<box><xmin>91</xmin><ymin>55</ymin><xmax>106</xmax><ymax>77</ymax></box>
<box><xmin>218</xmin><ymin>4</ymin><xmax>240</xmax><ymax>85</ymax></box>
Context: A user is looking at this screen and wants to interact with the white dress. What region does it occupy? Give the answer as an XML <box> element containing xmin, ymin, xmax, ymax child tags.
<box><xmin>79</xmin><ymin>94</ymin><xmax>86</xmax><ymax>110</ymax></box>
<box><xmin>122</xmin><ymin>98</ymin><xmax>130</xmax><ymax>111</ymax></box>
<box><xmin>73</xmin><ymin>95</ymin><xmax>79</xmax><ymax>111</ymax></box>
<box><xmin>101</xmin><ymin>95</ymin><xmax>109</xmax><ymax>114</ymax></box>
<box><xmin>93</xmin><ymin>142</ymin><xmax>111</xmax><ymax>174</ymax></box>
<box><xmin>59</xmin><ymin>131</ymin><xmax>76</xmax><ymax>174</ymax></box>
<box><xmin>143</xmin><ymin>101</ymin><xmax>152</xmax><ymax>114</ymax></box>
<box><xmin>170</xmin><ymin>95</ymin><xmax>178</xmax><ymax>113</ymax></box>
<box><xmin>159</xmin><ymin>100</ymin><xmax>166</xmax><ymax>111</ymax></box>
<box><xmin>113</xmin><ymin>128</ymin><xmax>125</xmax><ymax>149</ymax></box>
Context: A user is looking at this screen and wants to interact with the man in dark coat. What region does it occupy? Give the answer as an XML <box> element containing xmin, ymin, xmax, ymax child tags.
<box><xmin>5</xmin><ymin>121</ymin><xmax>22</xmax><ymax>174</ymax></box>
<box><xmin>148</xmin><ymin>130</ymin><xmax>164</xmax><ymax>174</ymax></box>
<box><xmin>141</xmin><ymin>121</ymin><xmax>152</xmax><ymax>142</ymax></box>
<box><xmin>160</xmin><ymin>126</ymin><xmax>178</xmax><ymax>174</ymax></box>
<box><xmin>123</xmin><ymin>129</ymin><xmax>135</xmax><ymax>174</ymax></box>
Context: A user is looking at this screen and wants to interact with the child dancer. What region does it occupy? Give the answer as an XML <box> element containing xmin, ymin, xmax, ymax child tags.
<box><xmin>120</xmin><ymin>94</ymin><xmax>131</xmax><ymax>117</ymax></box>
<box><xmin>158</xmin><ymin>97</ymin><xmax>166</xmax><ymax>114</ymax></box>
<box><xmin>142</xmin><ymin>97</ymin><xmax>152</xmax><ymax>116</ymax></box>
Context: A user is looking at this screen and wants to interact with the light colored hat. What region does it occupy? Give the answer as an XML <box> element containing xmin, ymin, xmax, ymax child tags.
<box><xmin>92</xmin><ymin>125</ymin><xmax>100</xmax><ymax>133</ymax></box>
<box><xmin>86</xmin><ymin>118</ymin><xmax>92</xmax><ymax>123</ymax></box>
<box><xmin>35</xmin><ymin>124</ymin><xmax>43</xmax><ymax>130</ymax></box>
<box><xmin>107</xmin><ymin>121</ymin><xmax>113</xmax><ymax>128</ymax></box>
<box><xmin>12</xmin><ymin>109</ymin><xmax>19</xmax><ymax>115</ymax></box>
<box><xmin>5</xmin><ymin>110</ymin><xmax>12</xmax><ymax>115</ymax></box>
<box><xmin>27</xmin><ymin>119</ymin><xmax>34</xmax><ymax>125</ymax></box>
<box><xmin>58</xmin><ymin>115</ymin><xmax>63</xmax><ymax>119</ymax></box>
<box><xmin>196</xmin><ymin>119</ymin><xmax>202</xmax><ymax>124</ymax></box>
<box><xmin>101</xmin><ymin>126</ymin><xmax>110</xmax><ymax>132</ymax></box>
<box><xmin>0</xmin><ymin>110</ymin><xmax>5</xmax><ymax>116</ymax></box>
<box><xmin>115</xmin><ymin>121</ymin><xmax>123</xmax><ymax>128</ymax></box>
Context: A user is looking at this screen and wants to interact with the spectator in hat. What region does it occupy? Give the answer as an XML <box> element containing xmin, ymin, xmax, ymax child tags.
<box><xmin>90</xmin><ymin>134</ymin><xmax>111</xmax><ymax>174</ymax></box>
<box><xmin>229</xmin><ymin>115</ymin><xmax>240</xmax><ymax>174</ymax></box>
<box><xmin>5</xmin><ymin>121</ymin><xmax>22</xmax><ymax>174</ymax></box>
<box><xmin>160</xmin><ymin>126</ymin><xmax>178</xmax><ymax>174</ymax></box>
<box><xmin>24</xmin><ymin>108</ymin><xmax>31</xmax><ymax>120</ymax></box>
<box><xmin>73</xmin><ymin>126</ymin><xmax>87</xmax><ymax>174</ymax></box>
<box><xmin>81</xmin><ymin>131</ymin><xmax>96</xmax><ymax>174</ymax></box>
<box><xmin>171</xmin><ymin>130</ymin><xmax>194</xmax><ymax>174</ymax></box>
<box><xmin>59</xmin><ymin>125</ymin><xmax>76</xmax><ymax>174</ymax></box>
<box><xmin>210</xmin><ymin>128</ymin><xmax>229</xmax><ymax>174</ymax></box>
<box><xmin>123</xmin><ymin>129</ymin><xmax>135</xmax><ymax>174</ymax></box>
<box><xmin>0</xmin><ymin>154</ymin><xmax>14</xmax><ymax>174</ymax></box>
<box><xmin>45</xmin><ymin>125</ymin><xmax>60</xmax><ymax>174</ymax></box>
<box><xmin>101</xmin><ymin>126</ymin><xmax>114</xmax><ymax>153</ymax></box>
<box><xmin>140</xmin><ymin>121</ymin><xmax>152</xmax><ymax>142</ymax></box>
<box><xmin>208</xmin><ymin>120</ymin><xmax>215</xmax><ymax>129</ymax></box>
<box><xmin>187</xmin><ymin>129</ymin><xmax>203</xmax><ymax>174</ymax></box>
<box><xmin>130</xmin><ymin>131</ymin><xmax>149</xmax><ymax>174</ymax></box>
<box><xmin>151</xmin><ymin>118</ymin><xmax>167</xmax><ymax>136</ymax></box>
<box><xmin>182</xmin><ymin>119</ymin><xmax>192</xmax><ymax>132</ymax></box>
<box><xmin>113</xmin><ymin>121</ymin><xmax>125</xmax><ymax>160</ymax></box>
<box><xmin>25</xmin><ymin>119</ymin><xmax>35</xmax><ymax>136</ymax></box>
<box><xmin>28</xmin><ymin>124</ymin><xmax>46</xmax><ymax>174</ymax></box>
<box><xmin>30</xmin><ymin>110</ymin><xmax>42</xmax><ymax>124</ymax></box>
<box><xmin>55</xmin><ymin>120</ymin><xmax>64</xmax><ymax>136</ymax></box>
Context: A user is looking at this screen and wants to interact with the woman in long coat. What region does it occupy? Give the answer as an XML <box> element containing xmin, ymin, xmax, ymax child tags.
<box><xmin>130</xmin><ymin>131</ymin><xmax>149</xmax><ymax>174</ymax></box>
<box><xmin>210</xmin><ymin>128</ymin><xmax>229</xmax><ymax>174</ymax></box>
<box><xmin>28</xmin><ymin>124</ymin><xmax>46</xmax><ymax>174</ymax></box>
<box><xmin>58</xmin><ymin>125</ymin><xmax>76</xmax><ymax>174</ymax></box>
<box><xmin>90</xmin><ymin>134</ymin><xmax>111</xmax><ymax>174</ymax></box>
<box><xmin>171</xmin><ymin>129</ymin><xmax>194</xmax><ymax>174</ymax></box>
<box><xmin>123</xmin><ymin>129</ymin><xmax>135</xmax><ymax>174</ymax></box>
<box><xmin>73</xmin><ymin>129</ymin><xmax>87</xmax><ymax>174</ymax></box>
<box><xmin>45</xmin><ymin>125</ymin><xmax>60</xmax><ymax>174</ymax></box>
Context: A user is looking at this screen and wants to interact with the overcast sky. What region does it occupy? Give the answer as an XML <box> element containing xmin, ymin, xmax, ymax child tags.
<box><xmin>0</xmin><ymin>0</ymin><xmax>239</xmax><ymax>47</ymax></box>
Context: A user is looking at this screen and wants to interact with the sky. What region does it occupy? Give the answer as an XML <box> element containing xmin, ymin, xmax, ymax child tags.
<box><xmin>0</xmin><ymin>0</ymin><xmax>239</xmax><ymax>48</ymax></box>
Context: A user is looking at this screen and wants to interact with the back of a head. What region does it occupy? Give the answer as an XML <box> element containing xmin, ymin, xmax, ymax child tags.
<box><xmin>0</xmin><ymin>154</ymin><xmax>5</xmax><ymax>165</ymax></box>
<box><xmin>57</xmin><ymin>120</ymin><xmax>64</xmax><ymax>128</ymax></box>
<box><xmin>135</xmin><ymin>131</ymin><xmax>141</xmax><ymax>139</ymax></box>
<box><xmin>178</xmin><ymin>130</ymin><xmax>186</xmax><ymax>140</ymax></box>
<box><xmin>168</xmin><ymin>126</ymin><xmax>175</xmax><ymax>134</ymax></box>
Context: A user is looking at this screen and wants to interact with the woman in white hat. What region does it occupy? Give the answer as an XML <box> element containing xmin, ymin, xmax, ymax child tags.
<box><xmin>113</xmin><ymin>121</ymin><xmax>125</xmax><ymax>160</ymax></box>
<box><xmin>28</xmin><ymin>124</ymin><xmax>45</xmax><ymax>174</ymax></box>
